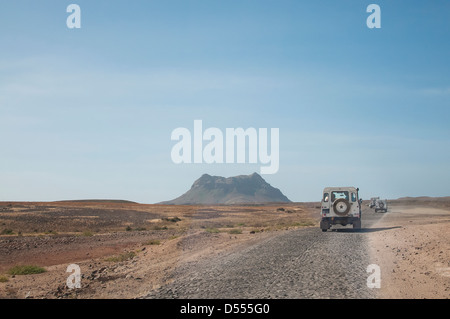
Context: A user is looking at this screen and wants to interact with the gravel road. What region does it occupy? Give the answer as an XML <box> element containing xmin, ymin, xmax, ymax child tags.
<box><xmin>146</xmin><ymin>209</ymin><xmax>381</xmax><ymax>299</ymax></box>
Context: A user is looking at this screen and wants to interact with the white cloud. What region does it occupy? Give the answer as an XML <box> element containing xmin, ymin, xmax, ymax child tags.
<box><xmin>420</xmin><ymin>87</ymin><xmax>450</xmax><ymax>96</ymax></box>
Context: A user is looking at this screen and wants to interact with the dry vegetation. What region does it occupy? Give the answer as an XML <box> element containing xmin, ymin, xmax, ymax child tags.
<box><xmin>0</xmin><ymin>201</ymin><xmax>317</xmax><ymax>237</ymax></box>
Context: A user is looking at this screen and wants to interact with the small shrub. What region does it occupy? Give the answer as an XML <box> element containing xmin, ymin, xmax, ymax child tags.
<box><xmin>0</xmin><ymin>275</ymin><xmax>9</xmax><ymax>283</ymax></box>
<box><xmin>205</xmin><ymin>228</ymin><xmax>220</xmax><ymax>233</ymax></box>
<box><xmin>8</xmin><ymin>265</ymin><xmax>46</xmax><ymax>276</ymax></box>
<box><xmin>162</xmin><ymin>217</ymin><xmax>181</xmax><ymax>223</ymax></box>
<box><xmin>1</xmin><ymin>229</ymin><xmax>14</xmax><ymax>235</ymax></box>
<box><xmin>228</xmin><ymin>229</ymin><xmax>242</xmax><ymax>235</ymax></box>
<box><xmin>292</xmin><ymin>220</ymin><xmax>316</xmax><ymax>227</ymax></box>
<box><xmin>143</xmin><ymin>239</ymin><xmax>160</xmax><ymax>245</ymax></box>
<box><xmin>82</xmin><ymin>230</ymin><xmax>94</xmax><ymax>237</ymax></box>
<box><xmin>125</xmin><ymin>226</ymin><xmax>132</xmax><ymax>232</ymax></box>
<box><xmin>153</xmin><ymin>225</ymin><xmax>168</xmax><ymax>231</ymax></box>
<box><xmin>105</xmin><ymin>251</ymin><xmax>136</xmax><ymax>263</ymax></box>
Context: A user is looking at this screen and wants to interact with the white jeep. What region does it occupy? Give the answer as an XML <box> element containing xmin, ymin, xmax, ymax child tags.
<box><xmin>320</xmin><ymin>187</ymin><xmax>362</xmax><ymax>232</ymax></box>
<box><xmin>369</xmin><ymin>197</ymin><xmax>379</xmax><ymax>208</ymax></box>
<box><xmin>374</xmin><ymin>199</ymin><xmax>388</xmax><ymax>213</ymax></box>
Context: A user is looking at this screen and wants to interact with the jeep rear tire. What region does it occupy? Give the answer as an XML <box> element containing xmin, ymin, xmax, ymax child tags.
<box><xmin>320</xmin><ymin>220</ymin><xmax>329</xmax><ymax>232</ymax></box>
<box><xmin>333</xmin><ymin>198</ymin><xmax>351</xmax><ymax>216</ymax></box>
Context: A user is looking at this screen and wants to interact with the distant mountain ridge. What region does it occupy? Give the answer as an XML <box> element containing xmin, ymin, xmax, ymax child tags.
<box><xmin>160</xmin><ymin>173</ymin><xmax>291</xmax><ymax>205</ymax></box>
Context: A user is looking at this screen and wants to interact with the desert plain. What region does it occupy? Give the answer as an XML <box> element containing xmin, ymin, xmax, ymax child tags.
<box><xmin>0</xmin><ymin>198</ymin><xmax>448</xmax><ymax>299</ymax></box>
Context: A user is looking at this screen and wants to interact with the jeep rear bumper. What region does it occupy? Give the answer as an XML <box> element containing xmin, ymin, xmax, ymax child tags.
<box><xmin>320</xmin><ymin>216</ymin><xmax>360</xmax><ymax>227</ymax></box>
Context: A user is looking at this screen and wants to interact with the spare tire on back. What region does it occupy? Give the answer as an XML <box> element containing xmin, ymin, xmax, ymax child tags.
<box><xmin>333</xmin><ymin>198</ymin><xmax>351</xmax><ymax>216</ymax></box>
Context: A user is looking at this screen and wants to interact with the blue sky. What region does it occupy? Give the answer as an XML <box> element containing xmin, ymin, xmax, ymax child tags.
<box><xmin>0</xmin><ymin>0</ymin><xmax>449</xmax><ymax>202</ymax></box>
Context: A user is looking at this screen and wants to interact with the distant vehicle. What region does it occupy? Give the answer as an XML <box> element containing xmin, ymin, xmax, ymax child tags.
<box><xmin>369</xmin><ymin>197</ymin><xmax>379</xmax><ymax>208</ymax></box>
<box><xmin>374</xmin><ymin>199</ymin><xmax>388</xmax><ymax>213</ymax></box>
<box><xmin>320</xmin><ymin>187</ymin><xmax>362</xmax><ymax>232</ymax></box>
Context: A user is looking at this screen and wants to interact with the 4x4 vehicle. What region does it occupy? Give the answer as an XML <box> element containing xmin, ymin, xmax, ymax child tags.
<box><xmin>374</xmin><ymin>199</ymin><xmax>388</xmax><ymax>213</ymax></box>
<box><xmin>320</xmin><ymin>187</ymin><xmax>362</xmax><ymax>232</ymax></box>
<box><xmin>369</xmin><ymin>197</ymin><xmax>379</xmax><ymax>208</ymax></box>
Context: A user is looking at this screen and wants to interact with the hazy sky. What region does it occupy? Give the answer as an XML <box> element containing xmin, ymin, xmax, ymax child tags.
<box><xmin>1</xmin><ymin>1</ymin><xmax>449</xmax><ymax>203</ymax></box>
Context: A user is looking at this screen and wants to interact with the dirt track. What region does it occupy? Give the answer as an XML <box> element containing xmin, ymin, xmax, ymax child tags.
<box><xmin>0</xmin><ymin>199</ymin><xmax>448</xmax><ymax>299</ymax></box>
<box><xmin>145</xmin><ymin>227</ymin><xmax>377</xmax><ymax>298</ymax></box>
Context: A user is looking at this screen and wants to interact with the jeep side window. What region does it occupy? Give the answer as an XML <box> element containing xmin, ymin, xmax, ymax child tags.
<box><xmin>351</xmin><ymin>193</ymin><xmax>356</xmax><ymax>202</ymax></box>
<box><xmin>323</xmin><ymin>193</ymin><xmax>329</xmax><ymax>202</ymax></box>
<box><xmin>331</xmin><ymin>191</ymin><xmax>349</xmax><ymax>202</ymax></box>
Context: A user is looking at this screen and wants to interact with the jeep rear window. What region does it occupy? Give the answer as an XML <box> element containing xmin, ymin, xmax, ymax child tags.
<box><xmin>351</xmin><ymin>193</ymin><xmax>357</xmax><ymax>202</ymax></box>
<box><xmin>323</xmin><ymin>193</ymin><xmax>329</xmax><ymax>202</ymax></box>
<box><xmin>331</xmin><ymin>191</ymin><xmax>349</xmax><ymax>202</ymax></box>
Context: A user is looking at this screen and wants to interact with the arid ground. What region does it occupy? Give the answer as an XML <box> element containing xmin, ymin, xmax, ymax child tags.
<box><xmin>368</xmin><ymin>197</ymin><xmax>450</xmax><ymax>298</ymax></box>
<box><xmin>0</xmin><ymin>198</ymin><xmax>448</xmax><ymax>299</ymax></box>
